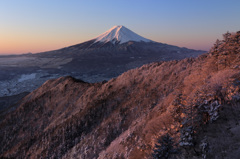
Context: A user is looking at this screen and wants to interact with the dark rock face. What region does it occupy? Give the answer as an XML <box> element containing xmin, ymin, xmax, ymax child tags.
<box><xmin>1</xmin><ymin>32</ymin><xmax>240</xmax><ymax>158</ymax></box>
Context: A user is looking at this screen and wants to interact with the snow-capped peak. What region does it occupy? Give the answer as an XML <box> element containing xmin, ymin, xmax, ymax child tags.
<box><xmin>94</xmin><ymin>25</ymin><xmax>152</xmax><ymax>44</ymax></box>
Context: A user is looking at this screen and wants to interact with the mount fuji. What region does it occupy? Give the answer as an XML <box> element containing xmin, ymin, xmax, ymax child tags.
<box><xmin>36</xmin><ymin>25</ymin><xmax>205</xmax><ymax>58</ymax></box>
<box><xmin>56</xmin><ymin>25</ymin><xmax>153</xmax><ymax>50</ymax></box>
<box><xmin>0</xmin><ymin>25</ymin><xmax>205</xmax><ymax>98</ymax></box>
<box><xmin>37</xmin><ymin>25</ymin><xmax>205</xmax><ymax>75</ymax></box>
<box><xmin>93</xmin><ymin>25</ymin><xmax>151</xmax><ymax>44</ymax></box>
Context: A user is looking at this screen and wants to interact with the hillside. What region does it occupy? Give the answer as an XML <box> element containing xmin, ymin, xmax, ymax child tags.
<box><xmin>1</xmin><ymin>31</ymin><xmax>240</xmax><ymax>158</ymax></box>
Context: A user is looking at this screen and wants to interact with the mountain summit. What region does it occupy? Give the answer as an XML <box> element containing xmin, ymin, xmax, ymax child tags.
<box><xmin>93</xmin><ymin>25</ymin><xmax>152</xmax><ymax>44</ymax></box>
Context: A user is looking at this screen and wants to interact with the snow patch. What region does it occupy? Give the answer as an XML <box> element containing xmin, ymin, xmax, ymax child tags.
<box><xmin>0</xmin><ymin>72</ymin><xmax>62</xmax><ymax>97</ymax></box>
<box><xmin>18</xmin><ymin>73</ymin><xmax>37</xmax><ymax>82</ymax></box>
<box><xmin>94</xmin><ymin>25</ymin><xmax>152</xmax><ymax>44</ymax></box>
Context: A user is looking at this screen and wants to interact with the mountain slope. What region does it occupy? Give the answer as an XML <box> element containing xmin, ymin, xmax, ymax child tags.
<box><xmin>1</xmin><ymin>31</ymin><xmax>240</xmax><ymax>158</ymax></box>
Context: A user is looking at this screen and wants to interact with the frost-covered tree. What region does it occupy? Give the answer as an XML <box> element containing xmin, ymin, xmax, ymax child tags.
<box><xmin>152</xmin><ymin>134</ymin><xmax>179</xmax><ymax>159</ymax></box>
<box><xmin>223</xmin><ymin>31</ymin><xmax>231</xmax><ymax>42</ymax></box>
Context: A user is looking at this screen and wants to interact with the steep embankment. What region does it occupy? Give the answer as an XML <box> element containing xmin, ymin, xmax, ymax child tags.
<box><xmin>1</xmin><ymin>31</ymin><xmax>240</xmax><ymax>158</ymax></box>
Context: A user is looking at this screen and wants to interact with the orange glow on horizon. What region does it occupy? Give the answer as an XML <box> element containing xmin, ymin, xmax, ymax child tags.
<box><xmin>0</xmin><ymin>33</ymin><xmax>90</xmax><ymax>54</ymax></box>
<box><xmin>0</xmin><ymin>35</ymin><xmax>211</xmax><ymax>55</ymax></box>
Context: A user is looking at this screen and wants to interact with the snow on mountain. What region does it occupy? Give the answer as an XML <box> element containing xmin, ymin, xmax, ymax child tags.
<box><xmin>93</xmin><ymin>25</ymin><xmax>152</xmax><ymax>44</ymax></box>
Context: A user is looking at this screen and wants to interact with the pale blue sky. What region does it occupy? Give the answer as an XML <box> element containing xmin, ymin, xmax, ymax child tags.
<box><xmin>0</xmin><ymin>0</ymin><xmax>239</xmax><ymax>54</ymax></box>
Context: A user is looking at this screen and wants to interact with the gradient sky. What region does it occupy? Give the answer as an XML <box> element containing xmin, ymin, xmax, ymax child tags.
<box><xmin>0</xmin><ymin>0</ymin><xmax>240</xmax><ymax>54</ymax></box>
